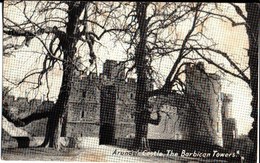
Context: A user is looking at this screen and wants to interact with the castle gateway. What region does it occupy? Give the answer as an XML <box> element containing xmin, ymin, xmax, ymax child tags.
<box><xmin>64</xmin><ymin>60</ymin><xmax>237</xmax><ymax>147</ymax></box>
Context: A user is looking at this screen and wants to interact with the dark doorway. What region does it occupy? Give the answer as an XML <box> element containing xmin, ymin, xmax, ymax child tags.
<box><xmin>99</xmin><ymin>85</ymin><xmax>116</xmax><ymax>145</ymax></box>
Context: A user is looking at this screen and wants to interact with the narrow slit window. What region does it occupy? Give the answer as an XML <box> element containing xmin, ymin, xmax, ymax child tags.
<box><xmin>130</xmin><ymin>93</ymin><xmax>134</xmax><ymax>99</ymax></box>
<box><xmin>81</xmin><ymin>110</ymin><xmax>84</xmax><ymax>118</ymax></box>
<box><xmin>82</xmin><ymin>91</ymin><xmax>86</xmax><ymax>98</ymax></box>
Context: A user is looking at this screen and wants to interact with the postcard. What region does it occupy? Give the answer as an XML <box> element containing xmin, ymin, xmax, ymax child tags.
<box><xmin>1</xmin><ymin>2</ymin><xmax>258</xmax><ymax>163</ymax></box>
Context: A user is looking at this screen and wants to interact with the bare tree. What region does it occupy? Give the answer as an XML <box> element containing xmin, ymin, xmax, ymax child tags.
<box><xmin>3</xmin><ymin>1</ymin><xmax>125</xmax><ymax>149</ymax></box>
<box><xmin>194</xmin><ymin>3</ymin><xmax>259</xmax><ymax>161</ymax></box>
<box><xmin>3</xmin><ymin>2</ymin><xmax>255</xmax><ymax>154</ymax></box>
<box><xmin>111</xmin><ymin>2</ymin><xmax>250</xmax><ymax>150</ymax></box>
<box><xmin>229</xmin><ymin>3</ymin><xmax>259</xmax><ymax>162</ymax></box>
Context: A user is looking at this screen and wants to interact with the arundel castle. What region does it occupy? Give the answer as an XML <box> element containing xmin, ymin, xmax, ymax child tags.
<box><xmin>3</xmin><ymin>60</ymin><xmax>238</xmax><ymax>149</ymax></box>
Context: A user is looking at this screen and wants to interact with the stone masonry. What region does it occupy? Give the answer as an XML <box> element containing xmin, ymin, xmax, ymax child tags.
<box><xmin>148</xmin><ymin>62</ymin><xmax>223</xmax><ymax>146</ymax></box>
<box><xmin>65</xmin><ymin>59</ymin><xmax>154</xmax><ymax>139</ymax></box>
<box><xmin>65</xmin><ymin>60</ymin><xmax>227</xmax><ymax>147</ymax></box>
<box><xmin>3</xmin><ymin>60</ymin><xmax>238</xmax><ymax>148</ymax></box>
<box><xmin>2</xmin><ymin>96</ymin><xmax>54</xmax><ymax>137</ymax></box>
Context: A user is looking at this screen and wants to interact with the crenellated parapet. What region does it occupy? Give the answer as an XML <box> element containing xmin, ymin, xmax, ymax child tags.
<box><xmin>4</xmin><ymin>95</ymin><xmax>54</xmax><ymax>114</ymax></box>
<box><xmin>221</xmin><ymin>93</ymin><xmax>233</xmax><ymax>102</ymax></box>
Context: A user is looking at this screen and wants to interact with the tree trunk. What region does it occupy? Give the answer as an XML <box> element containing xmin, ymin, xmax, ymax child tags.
<box><xmin>245</xmin><ymin>3</ymin><xmax>259</xmax><ymax>163</ymax></box>
<box><xmin>43</xmin><ymin>50</ymin><xmax>74</xmax><ymax>148</ymax></box>
<box><xmin>3</xmin><ymin>2</ymin><xmax>86</xmax><ymax>150</ymax></box>
<box><xmin>133</xmin><ymin>66</ymin><xmax>150</xmax><ymax>150</ymax></box>
<box><xmin>41</xmin><ymin>2</ymin><xmax>86</xmax><ymax>149</ymax></box>
<box><xmin>132</xmin><ymin>2</ymin><xmax>153</xmax><ymax>151</ymax></box>
<box><xmin>133</xmin><ymin>47</ymin><xmax>149</xmax><ymax>150</ymax></box>
<box><xmin>52</xmin><ymin>117</ymin><xmax>63</xmax><ymax>150</ymax></box>
<box><xmin>134</xmin><ymin>111</ymin><xmax>150</xmax><ymax>150</ymax></box>
<box><xmin>39</xmin><ymin>117</ymin><xmax>52</xmax><ymax>147</ymax></box>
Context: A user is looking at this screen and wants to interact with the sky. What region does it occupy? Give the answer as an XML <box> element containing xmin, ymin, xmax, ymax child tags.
<box><xmin>2</xmin><ymin>2</ymin><xmax>254</xmax><ymax>135</ymax></box>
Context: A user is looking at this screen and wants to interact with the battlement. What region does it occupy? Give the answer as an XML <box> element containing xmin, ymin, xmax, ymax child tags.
<box><xmin>103</xmin><ymin>59</ymin><xmax>125</xmax><ymax>80</ymax></box>
<box><xmin>185</xmin><ymin>61</ymin><xmax>205</xmax><ymax>72</ymax></box>
<box><xmin>221</xmin><ymin>93</ymin><xmax>233</xmax><ymax>119</ymax></box>
<box><xmin>186</xmin><ymin>62</ymin><xmax>221</xmax><ymax>80</ymax></box>
<box><xmin>208</xmin><ymin>73</ymin><xmax>221</xmax><ymax>81</ymax></box>
<box><xmin>221</xmin><ymin>93</ymin><xmax>233</xmax><ymax>102</ymax></box>
<box><xmin>73</xmin><ymin>72</ymin><xmax>138</xmax><ymax>84</ymax></box>
<box><xmin>4</xmin><ymin>95</ymin><xmax>54</xmax><ymax>108</ymax></box>
<box><xmin>72</xmin><ymin>60</ymin><xmax>139</xmax><ymax>86</ymax></box>
<box><xmin>186</xmin><ymin>61</ymin><xmax>222</xmax><ymax>96</ymax></box>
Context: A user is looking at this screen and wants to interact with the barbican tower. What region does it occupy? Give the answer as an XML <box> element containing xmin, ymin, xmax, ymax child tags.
<box><xmin>221</xmin><ymin>93</ymin><xmax>238</xmax><ymax>149</ymax></box>
<box><xmin>184</xmin><ymin>62</ymin><xmax>223</xmax><ymax>146</ymax></box>
<box><xmin>148</xmin><ymin>62</ymin><xmax>224</xmax><ymax>147</ymax></box>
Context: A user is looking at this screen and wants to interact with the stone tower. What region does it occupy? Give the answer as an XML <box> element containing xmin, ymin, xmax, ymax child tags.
<box><xmin>103</xmin><ymin>60</ymin><xmax>125</xmax><ymax>80</ymax></box>
<box><xmin>185</xmin><ymin>62</ymin><xmax>223</xmax><ymax>146</ymax></box>
<box><xmin>65</xmin><ymin>59</ymin><xmax>137</xmax><ymax>140</ymax></box>
<box><xmin>221</xmin><ymin>93</ymin><xmax>238</xmax><ymax>149</ymax></box>
<box><xmin>148</xmin><ymin>62</ymin><xmax>223</xmax><ymax>146</ymax></box>
<box><xmin>221</xmin><ymin>93</ymin><xmax>233</xmax><ymax>119</ymax></box>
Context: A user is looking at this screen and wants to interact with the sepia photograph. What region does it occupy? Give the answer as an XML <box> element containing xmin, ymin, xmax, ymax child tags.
<box><xmin>1</xmin><ymin>1</ymin><xmax>259</xmax><ymax>163</ymax></box>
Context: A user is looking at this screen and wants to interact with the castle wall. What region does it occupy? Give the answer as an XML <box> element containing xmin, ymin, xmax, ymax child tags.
<box><xmin>148</xmin><ymin>105</ymin><xmax>182</xmax><ymax>139</ymax></box>
<box><xmin>222</xmin><ymin>118</ymin><xmax>237</xmax><ymax>149</ymax></box>
<box><xmin>4</xmin><ymin>60</ymin><xmax>226</xmax><ymax>148</ymax></box>
<box><xmin>148</xmin><ymin>86</ymin><xmax>223</xmax><ymax>147</ymax></box>
<box><xmin>2</xmin><ymin>60</ymin><xmax>225</xmax><ymax>146</ymax></box>
<box><xmin>114</xmin><ymin>82</ymin><xmax>136</xmax><ymax>138</ymax></box>
<box><xmin>66</xmin><ymin>60</ymin><xmax>137</xmax><ymax>139</ymax></box>
<box><xmin>66</xmin><ymin>122</ymin><xmax>99</xmax><ymax>137</ymax></box>
<box><xmin>148</xmin><ymin>63</ymin><xmax>224</xmax><ymax>145</ymax></box>
<box><xmin>66</xmin><ymin>75</ymin><xmax>101</xmax><ymax>137</ymax></box>
<box><xmin>3</xmin><ymin>96</ymin><xmax>53</xmax><ymax>137</ymax></box>
<box><xmin>66</xmin><ymin>75</ymin><xmax>137</xmax><ymax>138</ymax></box>
<box><xmin>65</xmin><ymin>61</ymin><xmax>224</xmax><ymax>147</ymax></box>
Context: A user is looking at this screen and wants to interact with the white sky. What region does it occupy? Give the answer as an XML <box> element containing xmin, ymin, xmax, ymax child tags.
<box><xmin>2</xmin><ymin>2</ymin><xmax>253</xmax><ymax>135</ymax></box>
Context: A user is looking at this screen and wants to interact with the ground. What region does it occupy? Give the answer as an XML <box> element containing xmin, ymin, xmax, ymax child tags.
<box><xmin>2</xmin><ymin>147</ymin><xmax>228</xmax><ymax>162</ymax></box>
<box><xmin>1</xmin><ymin>137</ymin><xmax>232</xmax><ymax>162</ymax></box>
